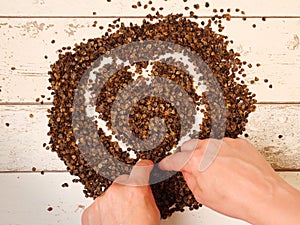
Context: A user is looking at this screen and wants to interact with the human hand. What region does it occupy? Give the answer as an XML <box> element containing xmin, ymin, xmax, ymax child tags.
<box><xmin>82</xmin><ymin>160</ymin><xmax>160</xmax><ymax>225</ymax></box>
<box><xmin>159</xmin><ymin>138</ymin><xmax>300</xmax><ymax>225</ymax></box>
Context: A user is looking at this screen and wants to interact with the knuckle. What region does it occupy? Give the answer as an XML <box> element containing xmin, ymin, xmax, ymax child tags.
<box><xmin>237</xmin><ymin>138</ymin><xmax>249</xmax><ymax>145</ymax></box>
<box><xmin>224</xmin><ymin>137</ymin><xmax>247</xmax><ymax>144</ymax></box>
<box><xmin>223</xmin><ymin>137</ymin><xmax>234</xmax><ymax>142</ymax></box>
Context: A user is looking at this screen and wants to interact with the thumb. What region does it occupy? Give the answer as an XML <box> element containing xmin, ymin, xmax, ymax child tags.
<box><xmin>128</xmin><ymin>160</ymin><xmax>154</xmax><ymax>186</ymax></box>
<box><xmin>158</xmin><ymin>151</ymin><xmax>192</xmax><ymax>171</ymax></box>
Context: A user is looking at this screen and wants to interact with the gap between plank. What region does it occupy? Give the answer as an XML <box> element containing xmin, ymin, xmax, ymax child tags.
<box><xmin>0</xmin><ymin>102</ymin><xmax>300</xmax><ymax>106</ymax></box>
<box><xmin>0</xmin><ymin>169</ymin><xmax>299</xmax><ymax>173</ymax></box>
<box><xmin>0</xmin><ymin>16</ymin><xmax>299</xmax><ymax>19</ymax></box>
<box><xmin>0</xmin><ymin>170</ymin><xmax>67</xmax><ymax>173</ymax></box>
<box><xmin>0</xmin><ymin>102</ymin><xmax>52</xmax><ymax>106</ymax></box>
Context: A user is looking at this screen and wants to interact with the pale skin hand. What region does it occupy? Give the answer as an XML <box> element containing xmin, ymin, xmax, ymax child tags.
<box><xmin>159</xmin><ymin>138</ymin><xmax>300</xmax><ymax>225</ymax></box>
<box><xmin>82</xmin><ymin>160</ymin><xmax>160</xmax><ymax>225</ymax></box>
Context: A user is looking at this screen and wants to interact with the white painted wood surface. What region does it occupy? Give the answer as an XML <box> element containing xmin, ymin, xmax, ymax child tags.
<box><xmin>0</xmin><ymin>18</ymin><xmax>299</xmax><ymax>102</ymax></box>
<box><xmin>0</xmin><ymin>0</ymin><xmax>299</xmax><ymax>224</ymax></box>
<box><xmin>0</xmin><ymin>0</ymin><xmax>299</xmax><ymax>17</ymax></box>
<box><xmin>0</xmin><ymin>172</ymin><xmax>299</xmax><ymax>225</ymax></box>
<box><xmin>0</xmin><ymin>104</ymin><xmax>299</xmax><ymax>171</ymax></box>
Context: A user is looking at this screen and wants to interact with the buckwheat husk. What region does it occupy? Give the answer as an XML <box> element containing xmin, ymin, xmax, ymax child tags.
<box><xmin>47</xmin><ymin>12</ymin><xmax>257</xmax><ymax>219</ymax></box>
<box><xmin>62</xmin><ymin>182</ymin><xmax>69</xmax><ymax>188</ymax></box>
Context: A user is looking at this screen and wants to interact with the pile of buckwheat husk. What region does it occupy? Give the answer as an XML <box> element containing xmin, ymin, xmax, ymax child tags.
<box><xmin>47</xmin><ymin>6</ymin><xmax>257</xmax><ymax>219</ymax></box>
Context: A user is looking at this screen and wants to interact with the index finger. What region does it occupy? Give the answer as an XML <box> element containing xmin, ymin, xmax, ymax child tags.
<box><xmin>159</xmin><ymin>139</ymin><xmax>216</xmax><ymax>172</ymax></box>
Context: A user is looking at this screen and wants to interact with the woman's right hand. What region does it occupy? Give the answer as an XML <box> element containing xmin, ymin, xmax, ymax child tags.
<box><xmin>159</xmin><ymin>138</ymin><xmax>300</xmax><ymax>225</ymax></box>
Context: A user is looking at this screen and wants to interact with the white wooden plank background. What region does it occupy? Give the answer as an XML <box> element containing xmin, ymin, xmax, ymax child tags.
<box><xmin>0</xmin><ymin>0</ymin><xmax>299</xmax><ymax>224</ymax></box>
<box><xmin>0</xmin><ymin>18</ymin><xmax>299</xmax><ymax>103</ymax></box>
<box><xmin>0</xmin><ymin>0</ymin><xmax>299</xmax><ymax>17</ymax></box>
<box><xmin>0</xmin><ymin>104</ymin><xmax>299</xmax><ymax>171</ymax></box>
<box><xmin>0</xmin><ymin>172</ymin><xmax>299</xmax><ymax>225</ymax></box>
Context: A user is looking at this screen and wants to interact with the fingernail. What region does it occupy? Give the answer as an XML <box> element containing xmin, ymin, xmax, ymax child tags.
<box><xmin>136</xmin><ymin>159</ymin><xmax>153</xmax><ymax>166</ymax></box>
<box><xmin>181</xmin><ymin>139</ymin><xmax>199</xmax><ymax>152</ymax></box>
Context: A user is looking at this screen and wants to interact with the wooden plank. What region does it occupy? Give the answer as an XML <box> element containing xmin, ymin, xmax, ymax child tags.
<box><xmin>0</xmin><ymin>172</ymin><xmax>299</xmax><ymax>225</ymax></box>
<box><xmin>0</xmin><ymin>104</ymin><xmax>66</xmax><ymax>171</ymax></box>
<box><xmin>0</xmin><ymin>18</ymin><xmax>299</xmax><ymax>103</ymax></box>
<box><xmin>246</xmin><ymin>104</ymin><xmax>300</xmax><ymax>170</ymax></box>
<box><xmin>0</xmin><ymin>172</ymin><xmax>92</xmax><ymax>225</ymax></box>
<box><xmin>0</xmin><ymin>0</ymin><xmax>299</xmax><ymax>17</ymax></box>
<box><xmin>279</xmin><ymin>172</ymin><xmax>300</xmax><ymax>187</ymax></box>
<box><xmin>0</xmin><ymin>104</ymin><xmax>299</xmax><ymax>171</ymax></box>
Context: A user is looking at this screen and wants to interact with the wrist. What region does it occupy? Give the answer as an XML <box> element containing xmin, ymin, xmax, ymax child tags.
<box><xmin>248</xmin><ymin>178</ymin><xmax>300</xmax><ymax>225</ymax></box>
